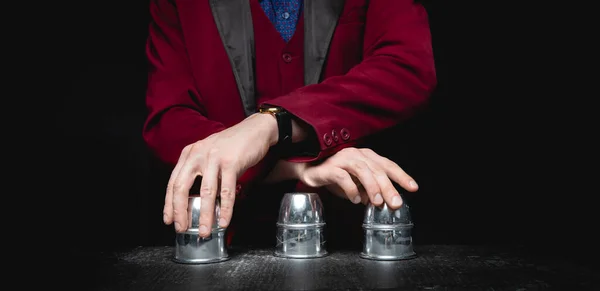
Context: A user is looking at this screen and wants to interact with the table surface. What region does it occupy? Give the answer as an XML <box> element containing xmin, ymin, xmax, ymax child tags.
<box><xmin>65</xmin><ymin>245</ymin><xmax>598</xmax><ymax>291</ymax></box>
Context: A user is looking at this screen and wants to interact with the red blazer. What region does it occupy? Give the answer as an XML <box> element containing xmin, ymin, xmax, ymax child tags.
<box><xmin>143</xmin><ymin>0</ymin><xmax>436</xmax><ymax>176</ymax></box>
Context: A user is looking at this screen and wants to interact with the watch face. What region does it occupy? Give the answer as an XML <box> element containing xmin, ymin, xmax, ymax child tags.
<box><xmin>260</xmin><ymin>107</ymin><xmax>282</xmax><ymax>114</ymax></box>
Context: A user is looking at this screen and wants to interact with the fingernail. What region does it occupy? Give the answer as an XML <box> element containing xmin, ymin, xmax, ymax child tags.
<box><xmin>392</xmin><ymin>196</ymin><xmax>402</xmax><ymax>207</ymax></box>
<box><xmin>352</xmin><ymin>195</ymin><xmax>362</xmax><ymax>204</ymax></box>
<box><xmin>218</xmin><ymin>218</ymin><xmax>227</xmax><ymax>227</ymax></box>
<box><xmin>163</xmin><ymin>214</ymin><xmax>168</xmax><ymax>223</ymax></box>
<box><xmin>199</xmin><ymin>225</ymin><xmax>208</xmax><ymax>234</ymax></box>
<box><xmin>374</xmin><ymin>193</ymin><xmax>383</xmax><ymax>204</ymax></box>
<box><xmin>409</xmin><ymin>180</ymin><xmax>418</xmax><ymax>189</ymax></box>
<box><xmin>175</xmin><ymin>222</ymin><xmax>181</xmax><ymax>231</ymax></box>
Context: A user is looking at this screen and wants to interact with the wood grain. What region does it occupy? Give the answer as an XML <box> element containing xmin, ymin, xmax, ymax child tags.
<box><xmin>64</xmin><ymin>245</ymin><xmax>598</xmax><ymax>290</ymax></box>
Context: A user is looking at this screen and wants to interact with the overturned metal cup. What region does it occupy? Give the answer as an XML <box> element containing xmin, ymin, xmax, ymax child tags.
<box><xmin>173</xmin><ymin>195</ymin><xmax>229</xmax><ymax>264</ymax></box>
<box><xmin>275</xmin><ymin>192</ymin><xmax>327</xmax><ymax>258</ymax></box>
<box><xmin>360</xmin><ymin>201</ymin><xmax>416</xmax><ymax>260</ymax></box>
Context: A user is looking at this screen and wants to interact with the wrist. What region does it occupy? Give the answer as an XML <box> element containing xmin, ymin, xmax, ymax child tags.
<box><xmin>262</xmin><ymin>160</ymin><xmax>307</xmax><ymax>184</ymax></box>
<box><xmin>252</xmin><ymin>113</ymin><xmax>279</xmax><ymax>146</ymax></box>
<box><xmin>291</xmin><ymin>161</ymin><xmax>308</xmax><ymax>181</ymax></box>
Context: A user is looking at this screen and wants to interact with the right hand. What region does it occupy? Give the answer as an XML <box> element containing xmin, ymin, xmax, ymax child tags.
<box><xmin>163</xmin><ymin>113</ymin><xmax>278</xmax><ymax>236</ymax></box>
<box><xmin>298</xmin><ymin>147</ymin><xmax>419</xmax><ymax>209</ymax></box>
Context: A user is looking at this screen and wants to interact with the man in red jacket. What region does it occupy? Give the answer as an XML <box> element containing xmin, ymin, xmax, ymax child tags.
<box><xmin>143</xmin><ymin>0</ymin><xmax>436</xmax><ymax>241</ymax></box>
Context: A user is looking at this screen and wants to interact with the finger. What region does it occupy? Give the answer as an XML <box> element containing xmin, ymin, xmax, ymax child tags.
<box><xmin>360</xmin><ymin>156</ymin><xmax>403</xmax><ymax>209</ymax></box>
<box><xmin>328</xmin><ymin>168</ymin><xmax>362</xmax><ymax>204</ymax></box>
<box><xmin>217</xmin><ymin>168</ymin><xmax>237</xmax><ymax>228</ymax></box>
<box><xmin>326</xmin><ymin>182</ymin><xmax>365</xmax><ymax>206</ymax></box>
<box><xmin>359</xmin><ymin>189</ymin><xmax>370</xmax><ymax>205</ymax></box>
<box><xmin>328</xmin><ymin>180</ymin><xmax>369</xmax><ymax>205</ymax></box>
<box><xmin>198</xmin><ymin>154</ymin><xmax>220</xmax><ymax>237</ymax></box>
<box><xmin>305</xmin><ymin>165</ymin><xmax>362</xmax><ymax>204</ymax></box>
<box><xmin>172</xmin><ymin>152</ymin><xmax>202</xmax><ymax>233</ymax></box>
<box><xmin>339</xmin><ymin>157</ymin><xmax>382</xmax><ymax>206</ymax></box>
<box><xmin>164</xmin><ymin>146</ymin><xmax>192</xmax><ymax>225</ymax></box>
<box><xmin>351</xmin><ymin>180</ymin><xmax>374</xmax><ymax>205</ymax></box>
<box><xmin>325</xmin><ymin>184</ymin><xmax>347</xmax><ymax>200</ymax></box>
<box><xmin>360</xmin><ymin>148</ymin><xmax>419</xmax><ymax>192</ymax></box>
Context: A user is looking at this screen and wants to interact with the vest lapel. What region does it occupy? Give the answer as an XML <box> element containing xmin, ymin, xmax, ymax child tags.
<box><xmin>210</xmin><ymin>0</ymin><xmax>256</xmax><ymax>116</ymax></box>
<box><xmin>303</xmin><ymin>0</ymin><xmax>345</xmax><ymax>85</ymax></box>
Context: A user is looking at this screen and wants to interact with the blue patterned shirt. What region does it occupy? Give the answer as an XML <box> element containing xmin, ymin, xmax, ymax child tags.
<box><xmin>260</xmin><ymin>0</ymin><xmax>303</xmax><ymax>42</ymax></box>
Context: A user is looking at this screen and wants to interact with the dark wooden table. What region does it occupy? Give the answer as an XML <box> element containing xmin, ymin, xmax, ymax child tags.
<box><xmin>64</xmin><ymin>245</ymin><xmax>598</xmax><ymax>290</ymax></box>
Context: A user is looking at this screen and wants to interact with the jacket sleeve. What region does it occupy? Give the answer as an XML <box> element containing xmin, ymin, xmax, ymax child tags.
<box><xmin>143</xmin><ymin>0</ymin><xmax>272</xmax><ymax>187</ymax></box>
<box><xmin>263</xmin><ymin>0</ymin><xmax>437</xmax><ymax>161</ymax></box>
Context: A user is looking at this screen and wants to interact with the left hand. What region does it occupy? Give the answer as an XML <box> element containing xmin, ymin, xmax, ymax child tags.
<box><xmin>164</xmin><ymin>113</ymin><xmax>278</xmax><ymax>237</ymax></box>
<box><xmin>299</xmin><ymin>147</ymin><xmax>419</xmax><ymax>208</ymax></box>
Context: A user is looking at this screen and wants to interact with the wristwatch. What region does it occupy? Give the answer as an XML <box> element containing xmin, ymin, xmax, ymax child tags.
<box><xmin>258</xmin><ymin>105</ymin><xmax>292</xmax><ymax>151</ymax></box>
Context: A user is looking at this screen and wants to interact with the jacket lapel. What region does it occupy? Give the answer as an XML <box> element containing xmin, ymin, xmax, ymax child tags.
<box><xmin>210</xmin><ymin>0</ymin><xmax>256</xmax><ymax>116</ymax></box>
<box><xmin>303</xmin><ymin>0</ymin><xmax>345</xmax><ymax>85</ymax></box>
<box><xmin>209</xmin><ymin>0</ymin><xmax>345</xmax><ymax>112</ymax></box>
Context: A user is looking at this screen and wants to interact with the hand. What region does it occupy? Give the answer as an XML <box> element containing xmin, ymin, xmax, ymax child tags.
<box><xmin>299</xmin><ymin>147</ymin><xmax>419</xmax><ymax>208</ymax></box>
<box><xmin>163</xmin><ymin>113</ymin><xmax>278</xmax><ymax>236</ymax></box>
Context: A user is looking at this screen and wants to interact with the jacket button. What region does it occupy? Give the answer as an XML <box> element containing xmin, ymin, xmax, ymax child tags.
<box><xmin>340</xmin><ymin>128</ymin><xmax>350</xmax><ymax>140</ymax></box>
<box><xmin>332</xmin><ymin>130</ymin><xmax>339</xmax><ymax>142</ymax></box>
<box><xmin>323</xmin><ymin>133</ymin><xmax>333</xmax><ymax>146</ymax></box>
<box><xmin>282</xmin><ymin>53</ymin><xmax>293</xmax><ymax>63</ymax></box>
<box><xmin>235</xmin><ymin>184</ymin><xmax>242</xmax><ymax>195</ymax></box>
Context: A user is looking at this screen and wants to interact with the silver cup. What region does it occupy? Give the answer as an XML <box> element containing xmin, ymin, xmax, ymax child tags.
<box><xmin>275</xmin><ymin>192</ymin><xmax>327</xmax><ymax>258</ymax></box>
<box><xmin>173</xmin><ymin>195</ymin><xmax>229</xmax><ymax>264</ymax></box>
<box><xmin>360</xmin><ymin>201</ymin><xmax>416</xmax><ymax>260</ymax></box>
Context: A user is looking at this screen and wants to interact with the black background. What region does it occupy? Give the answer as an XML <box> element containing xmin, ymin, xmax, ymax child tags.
<box><xmin>61</xmin><ymin>1</ymin><xmax>595</xmax><ymax>267</ymax></box>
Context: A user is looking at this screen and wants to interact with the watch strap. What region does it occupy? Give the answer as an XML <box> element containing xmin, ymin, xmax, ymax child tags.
<box><xmin>258</xmin><ymin>106</ymin><xmax>292</xmax><ymax>152</ymax></box>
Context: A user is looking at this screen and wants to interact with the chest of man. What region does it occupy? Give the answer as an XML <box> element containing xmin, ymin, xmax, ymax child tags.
<box><xmin>175</xmin><ymin>0</ymin><xmax>368</xmax><ymax>127</ymax></box>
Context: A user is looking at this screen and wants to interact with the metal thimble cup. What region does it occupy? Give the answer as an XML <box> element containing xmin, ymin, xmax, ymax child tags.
<box><xmin>173</xmin><ymin>195</ymin><xmax>229</xmax><ymax>264</ymax></box>
<box><xmin>274</xmin><ymin>192</ymin><xmax>327</xmax><ymax>258</ymax></box>
<box><xmin>360</xmin><ymin>201</ymin><xmax>416</xmax><ymax>260</ymax></box>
